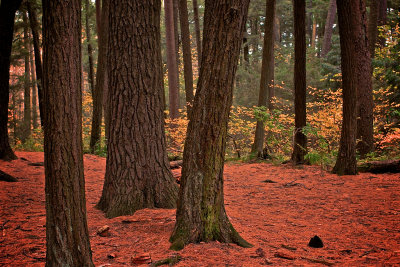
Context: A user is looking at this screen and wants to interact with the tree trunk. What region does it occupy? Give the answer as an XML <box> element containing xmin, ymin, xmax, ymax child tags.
<box><xmin>358</xmin><ymin>160</ymin><xmax>400</xmax><ymax>174</ymax></box>
<box><xmin>251</xmin><ymin>17</ymin><xmax>259</xmax><ymax>61</ymax></box>
<box><xmin>321</xmin><ymin>0</ymin><xmax>336</xmax><ymax>58</ymax></box>
<box><xmin>42</xmin><ymin>0</ymin><xmax>94</xmax><ymax>265</ymax></box>
<box><xmin>170</xmin><ymin>0</ymin><xmax>251</xmax><ymax>251</ymax></box>
<box><xmin>96</xmin><ymin>0</ymin><xmax>178</xmax><ymax>219</ymax></box>
<box><xmin>27</xmin><ymin>0</ymin><xmax>44</xmax><ymax>128</ymax></box>
<box><xmin>243</xmin><ymin>21</ymin><xmax>249</xmax><ymax>65</ymax></box>
<box><xmin>252</xmin><ymin>0</ymin><xmax>276</xmax><ymax>158</ymax></box>
<box><xmin>291</xmin><ymin>0</ymin><xmax>307</xmax><ymax>164</ymax></box>
<box><xmin>173</xmin><ymin>0</ymin><xmax>180</xmax><ymax>109</ymax></box>
<box><xmin>178</xmin><ymin>0</ymin><xmax>194</xmax><ymax>115</ymax></box>
<box><xmin>377</xmin><ymin>0</ymin><xmax>387</xmax><ymax>47</ymax></box>
<box><xmin>311</xmin><ymin>18</ymin><xmax>317</xmax><ymax>49</ymax></box>
<box><xmin>30</xmin><ymin>41</ymin><xmax>38</xmax><ymax>130</ymax></box>
<box><xmin>165</xmin><ymin>0</ymin><xmax>180</xmax><ymax>119</ymax></box>
<box><xmin>307</xmin><ymin>0</ymin><xmax>313</xmax><ymax>46</ymax></box>
<box><xmin>367</xmin><ymin>0</ymin><xmax>379</xmax><ymax>59</ymax></box>
<box><xmin>332</xmin><ymin>0</ymin><xmax>359</xmax><ymax>175</ymax></box>
<box><xmin>90</xmin><ymin>0</ymin><xmax>109</xmax><ymax>153</ymax></box>
<box><xmin>22</xmin><ymin>12</ymin><xmax>31</xmax><ymax>142</ymax></box>
<box><xmin>0</xmin><ymin>0</ymin><xmax>21</xmax><ymax>161</ymax></box>
<box><xmin>355</xmin><ymin>0</ymin><xmax>374</xmax><ymax>158</ymax></box>
<box><xmin>192</xmin><ymin>0</ymin><xmax>202</xmax><ymax>65</ymax></box>
<box><xmin>84</xmin><ymin>0</ymin><xmax>95</xmax><ymax>97</ymax></box>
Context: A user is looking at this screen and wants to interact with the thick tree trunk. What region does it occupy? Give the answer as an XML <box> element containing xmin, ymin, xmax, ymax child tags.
<box><xmin>84</xmin><ymin>0</ymin><xmax>95</xmax><ymax>97</ymax></box>
<box><xmin>97</xmin><ymin>0</ymin><xmax>178</xmax><ymax>219</ymax></box>
<box><xmin>332</xmin><ymin>0</ymin><xmax>359</xmax><ymax>175</ymax></box>
<box><xmin>27</xmin><ymin>0</ymin><xmax>44</xmax><ymax>128</ymax></box>
<box><xmin>42</xmin><ymin>0</ymin><xmax>94</xmax><ymax>265</ymax></box>
<box><xmin>170</xmin><ymin>0</ymin><xmax>251</xmax><ymax>251</ymax></box>
<box><xmin>291</xmin><ymin>0</ymin><xmax>307</xmax><ymax>164</ymax></box>
<box><xmin>0</xmin><ymin>0</ymin><xmax>21</xmax><ymax>161</ymax></box>
<box><xmin>368</xmin><ymin>0</ymin><xmax>379</xmax><ymax>58</ymax></box>
<box><xmin>22</xmin><ymin>12</ymin><xmax>31</xmax><ymax>142</ymax></box>
<box><xmin>165</xmin><ymin>0</ymin><xmax>180</xmax><ymax>119</ymax></box>
<box><xmin>178</xmin><ymin>0</ymin><xmax>194</xmax><ymax>115</ymax></box>
<box><xmin>192</xmin><ymin>0</ymin><xmax>202</xmax><ymax>65</ymax></box>
<box><xmin>252</xmin><ymin>0</ymin><xmax>276</xmax><ymax>158</ymax></box>
<box><xmin>90</xmin><ymin>0</ymin><xmax>109</xmax><ymax>153</ymax></box>
<box><xmin>355</xmin><ymin>0</ymin><xmax>374</xmax><ymax>158</ymax></box>
<box><xmin>321</xmin><ymin>0</ymin><xmax>336</xmax><ymax>58</ymax></box>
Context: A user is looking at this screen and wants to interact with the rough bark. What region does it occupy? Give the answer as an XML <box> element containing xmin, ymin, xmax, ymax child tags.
<box><xmin>355</xmin><ymin>0</ymin><xmax>374</xmax><ymax>158</ymax></box>
<box><xmin>332</xmin><ymin>0</ymin><xmax>359</xmax><ymax>175</ymax></box>
<box><xmin>96</xmin><ymin>0</ymin><xmax>178</xmax><ymax>219</ymax></box>
<box><xmin>178</xmin><ymin>0</ymin><xmax>194</xmax><ymax>115</ymax></box>
<box><xmin>84</xmin><ymin>0</ymin><xmax>95</xmax><ymax>97</ymax></box>
<box><xmin>321</xmin><ymin>0</ymin><xmax>336</xmax><ymax>58</ymax></box>
<box><xmin>192</xmin><ymin>0</ymin><xmax>202</xmax><ymax>65</ymax></box>
<box><xmin>252</xmin><ymin>0</ymin><xmax>276</xmax><ymax>158</ymax></box>
<box><xmin>90</xmin><ymin>0</ymin><xmax>109</xmax><ymax>153</ymax></box>
<box><xmin>165</xmin><ymin>0</ymin><xmax>180</xmax><ymax>119</ymax></box>
<box><xmin>0</xmin><ymin>0</ymin><xmax>21</xmax><ymax>161</ymax></box>
<box><xmin>368</xmin><ymin>0</ymin><xmax>379</xmax><ymax>58</ymax></box>
<box><xmin>170</xmin><ymin>0</ymin><xmax>252</xmax><ymax>250</ymax></box>
<box><xmin>22</xmin><ymin>12</ymin><xmax>31</xmax><ymax>142</ymax></box>
<box><xmin>291</xmin><ymin>0</ymin><xmax>307</xmax><ymax>164</ymax></box>
<box><xmin>27</xmin><ymin>0</ymin><xmax>44</xmax><ymax>128</ymax></box>
<box><xmin>42</xmin><ymin>0</ymin><xmax>94</xmax><ymax>265</ymax></box>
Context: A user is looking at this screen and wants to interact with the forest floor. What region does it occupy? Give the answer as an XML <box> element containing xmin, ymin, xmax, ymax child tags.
<box><xmin>1</xmin><ymin>152</ymin><xmax>400</xmax><ymax>266</ymax></box>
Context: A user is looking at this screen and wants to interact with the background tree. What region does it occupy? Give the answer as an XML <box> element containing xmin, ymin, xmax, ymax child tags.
<box><xmin>84</xmin><ymin>0</ymin><xmax>95</xmax><ymax>97</ymax></box>
<box><xmin>320</xmin><ymin>0</ymin><xmax>336</xmax><ymax>58</ymax></box>
<box><xmin>22</xmin><ymin>11</ymin><xmax>31</xmax><ymax>143</ymax></box>
<box><xmin>97</xmin><ymin>0</ymin><xmax>178</xmax><ymax>218</ymax></box>
<box><xmin>192</xmin><ymin>0</ymin><xmax>202</xmax><ymax>65</ymax></box>
<box><xmin>42</xmin><ymin>0</ymin><xmax>94</xmax><ymax>265</ymax></box>
<box><xmin>0</xmin><ymin>0</ymin><xmax>22</xmax><ymax>161</ymax></box>
<box><xmin>332</xmin><ymin>0</ymin><xmax>359</xmax><ymax>175</ymax></box>
<box><xmin>170</xmin><ymin>0</ymin><xmax>252</xmax><ymax>250</ymax></box>
<box><xmin>291</xmin><ymin>0</ymin><xmax>307</xmax><ymax>164</ymax></box>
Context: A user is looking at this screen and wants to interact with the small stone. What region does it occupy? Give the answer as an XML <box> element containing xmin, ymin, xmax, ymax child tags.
<box><xmin>308</xmin><ymin>235</ymin><xmax>323</xmax><ymax>248</ymax></box>
<box><xmin>107</xmin><ymin>253</ymin><xmax>116</xmax><ymax>259</ymax></box>
<box><xmin>97</xmin><ymin>225</ymin><xmax>110</xmax><ymax>237</ymax></box>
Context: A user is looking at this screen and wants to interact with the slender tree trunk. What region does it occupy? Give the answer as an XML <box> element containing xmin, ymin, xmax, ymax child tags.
<box><xmin>30</xmin><ymin>40</ymin><xmax>38</xmax><ymax>130</ymax></box>
<box><xmin>243</xmin><ymin>21</ymin><xmax>249</xmax><ymax>65</ymax></box>
<box><xmin>165</xmin><ymin>0</ymin><xmax>180</xmax><ymax>119</ymax></box>
<box><xmin>173</xmin><ymin>0</ymin><xmax>180</xmax><ymax>108</ymax></box>
<box><xmin>378</xmin><ymin>0</ymin><xmax>387</xmax><ymax>46</ymax></box>
<box><xmin>321</xmin><ymin>0</ymin><xmax>336</xmax><ymax>58</ymax></box>
<box><xmin>332</xmin><ymin>0</ymin><xmax>359</xmax><ymax>175</ymax></box>
<box><xmin>84</xmin><ymin>0</ymin><xmax>95</xmax><ymax>96</ymax></box>
<box><xmin>27</xmin><ymin>0</ymin><xmax>44</xmax><ymax>128</ymax></box>
<box><xmin>90</xmin><ymin>0</ymin><xmax>109</xmax><ymax>152</ymax></box>
<box><xmin>97</xmin><ymin>0</ymin><xmax>178</xmax><ymax>219</ymax></box>
<box><xmin>307</xmin><ymin>0</ymin><xmax>313</xmax><ymax>46</ymax></box>
<box><xmin>252</xmin><ymin>0</ymin><xmax>276</xmax><ymax>158</ymax></box>
<box><xmin>22</xmin><ymin>12</ymin><xmax>31</xmax><ymax>142</ymax></box>
<box><xmin>0</xmin><ymin>0</ymin><xmax>21</xmax><ymax>161</ymax></box>
<box><xmin>251</xmin><ymin>17</ymin><xmax>259</xmax><ymax>61</ymax></box>
<box><xmin>42</xmin><ymin>0</ymin><xmax>94</xmax><ymax>265</ymax></box>
<box><xmin>368</xmin><ymin>0</ymin><xmax>379</xmax><ymax>58</ymax></box>
<box><xmin>291</xmin><ymin>0</ymin><xmax>307</xmax><ymax>164</ymax></box>
<box><xmin>192</xmin><ymin>0</ymin><xmax>202</xmax><ymax>65</ymax></box>
<box><xmin>356</xmin><ymin>0</ymin><xmax>374</xmax><ymax>158</ymax></box>
<box><xmin>178</xmin><ymin>0</ymin><xmax>194</xmax><ymax>115</ymax></box>
<box><xmin>311</xmin><ymin>18</ymin><xmax>317</xmax><ymax>49</ymax></box>
<box><xmin>170</xmin><ymin>0</ymin><xmax>251</xmax><ymax>251</ymax></box>
<box><xmin>275</xmin><ymin>16</ymin><xmax>281</xmax><ymax>43</ymax></box>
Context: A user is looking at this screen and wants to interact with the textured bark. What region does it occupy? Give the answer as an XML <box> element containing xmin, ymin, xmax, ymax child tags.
<box><xmin>321</xmin><ymin>0</ymin><xmax>336</xmax><ymax>58</ymax></box>
<box><xmin>291</xmin><ymin>0</ymin><xmax>307</xmax><ymax>164</ymax></box>
<box><xmin>97</xmin><ymin>0</ymin><xmax>178</xmax><ymax>219</ymax></box>
<box><xmin>165</xmin><ymin>0</ymin><xmax>180</xmax><ymax>119</ymax></box>
<box><xmin>22</xmin><ymin>12</ymin><xmax>31</xmax><ymax>142</ymax></box>
<box><xmin>178</xmin><ymin>0</ymin><xmax>194</xmax><ymax>115</ymax></box>
<box><xmin>42</xmin><ymin>0</ymin><xmax>94</xmax><ymax>265</ymax></box>
<box><xmin>30</xmin><ymin>40</ymin><xmax>38</xmax><ymax>130</ymax></box>
<box><xmin>332</xmin><ymin>0</ymin><xmax>358</xmax><ymax>175</ymax></box>
<box><xmin>90</xmin><ymin>0</ymin><xmax>109</xmax><ymax>153</ymax></box>
<box><xmin>252</xmin><ymin>0</ymin><xmax>276</xmax><ymax>158</ymax></box>
<box><xmin>368</xmin><ymin>0</ymin><xmax>379</xmax><ymax>58</ymax></box>
<box><xmin>355</xmin><ymin>0</ymin><xmax>374</xmax><ymax>158</ymax></box>
<box><xmin>27</xmin><ymin>0</ymin><xmax>44</xmax><ymax>128</ymax></box>
<box><xmin>170</xmin><ymin>0</ymin><xmax>251</xmax><ymax>250</ymax></box>
<box><xmin>0</xmin><ymin>0</ymin><xmax>21</xmax><ymax>161</ymax></box>
<box><xmin>192</xmin><ymin>0</ymin><xmax>202</xmax><ymax>65</ymax></box>
<box><xmin>84</xmin><ymin>0</ymin><xmax>95</xmax><ymax>97</ymax></box>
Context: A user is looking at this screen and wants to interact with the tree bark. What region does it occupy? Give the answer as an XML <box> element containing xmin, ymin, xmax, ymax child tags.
<box><xmin>311</xmin><ymin>18</ymin><xmax>317</xmax><ymax>49</ymax></box>
<box><xmin>30</xmin><ymin>37</ymin><xmax>38</xmax><ymax>130</ymax></box>
<box><xmin>0</xmin><ymin>0</ymin><xmax>21</xmax><ymax>161</ymax></box>
<box><xmin>170</xmin><ymin>0</ymin><xmax>252</xmax><ymax>251</ymax></box>
<box><xmin>27</xmin><ymin>0</ymin><xmax>44</xmax><ymax>128</ymax></box>
<box><xmin>243</xmin><ymin>21</ymin><xmax>249</xmax><ymax>65</ymax></box>
<box><xmin>42</xmin><ymin>0</ymin><xmax>94</xmax><ymax>265</ymax></box>
<box><xmin>178</xmin><ymin>0</ymin><xmax>194</xmax><ymax>115</ymax></box>
<box><xmin>22</xmin><ymin>11</ymin><xmax>31</xmax><ymax>142</ymax></box>
<box><xmin>321</xmin><ymin>0</ymin><xmax>336</xmax><ymax>58</ymax></box>
<box><xmin>90</xmin><ymin>0</ymin><xmax>109</xmax><ymax>153</ymax></box>
<box><xmin>192</xmin><ymin>0</ymin><xmax>202</xmax><ymax>65</ymax></box>
<box><xmin>96</xmin><ymin>0</ymin><xmax>178</xmax><ymax>219</ymax></box>
<box><xmin>165</xmin><ymin>0</ymin><xmax>180</xmax><ymax>119</ymax></box>
<box><xmin>291</xmin><ymin>0</ymin><xmax>307</xmax><ymax>164</ymax></box>
<box><xmin>173</xmin><ymin>0</ymin><xmax>180</xmax><ymax>108</ymax></box>
<box><xmin>368</xmin><ymin>0</ymin><xmax>379</xmax><ymax>58</ymax></box>
<box><xmin>84</xmin><ymin>0</ymin><xmax>95</xmax><ymax>97</ymax></box>
<box><xmin>252</xmin><ymin>0</ymin><xmax>276</xmax><ymax>158</ymax></box>
<box><xmin>332</xmin><ymin>0</ymin><xmax>359</xmax><ymax>175</ymax></box>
